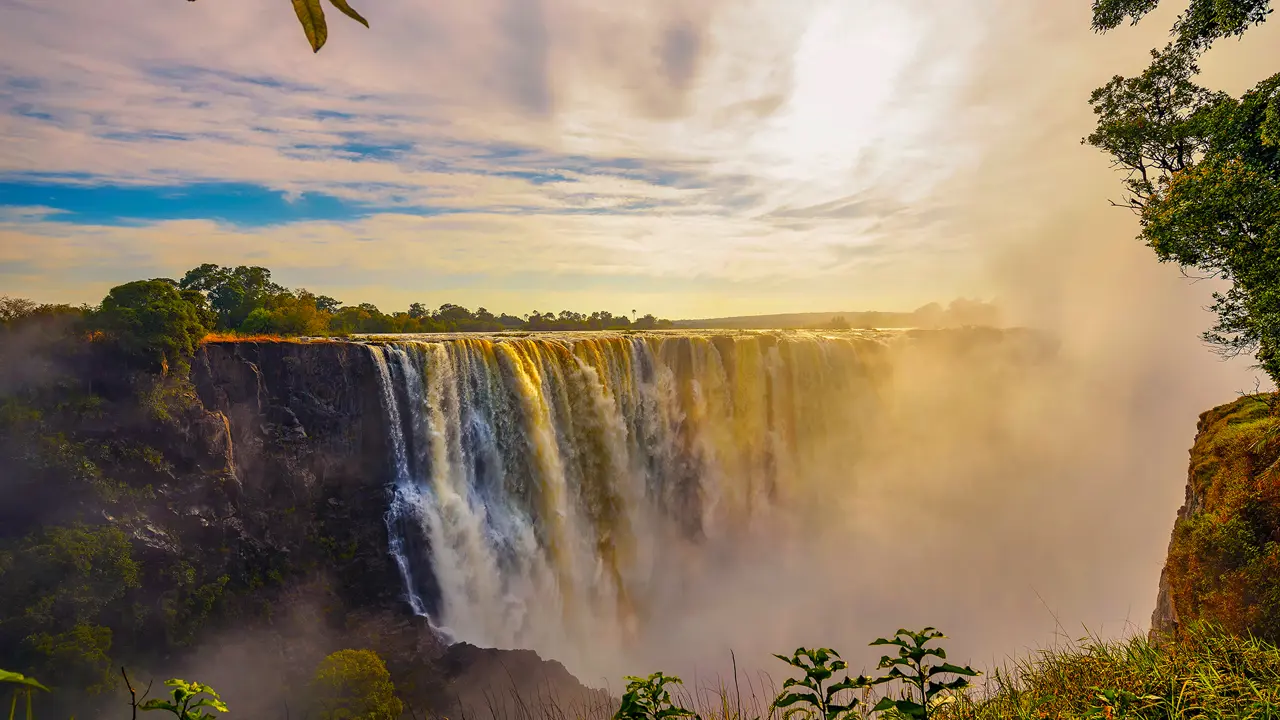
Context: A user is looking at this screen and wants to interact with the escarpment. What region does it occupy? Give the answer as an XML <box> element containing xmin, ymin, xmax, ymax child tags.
<box><xmin>1151</xmin><ymin>393</ymin><xmax>1280</xmax><ymax>642</ymax></box>
<box><xmin>190</xmin><ymin>341</ymin><xmax>405</xmax><ymax>608</ymax></box>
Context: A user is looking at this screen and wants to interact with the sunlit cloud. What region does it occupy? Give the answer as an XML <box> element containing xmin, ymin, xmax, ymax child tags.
<box><xmin>0</xmin><ymin>0</ymin><xmax>993</xmax><ymax>314</ymax></box>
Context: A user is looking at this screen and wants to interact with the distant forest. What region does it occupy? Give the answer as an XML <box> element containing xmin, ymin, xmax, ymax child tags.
<box><xmin>0</xmin><ymin>263</ymin><xmax>675</xmax><ymax>339</ymax></box>
<box><xmin>674</xmin><ymin>298</ymin><xmax>1001</xmax><ymax>330</ymax></box>
<box><xmin>175</xmin><ymin>264</ymin><xmax>675</xmax><ymax>335</ymax></box>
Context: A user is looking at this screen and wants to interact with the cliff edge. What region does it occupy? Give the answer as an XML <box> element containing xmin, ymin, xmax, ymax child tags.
<box><xmin>1152</xmin><ymin>393</ymin><xmax>1280</xmax><ymax>642</ymax></box>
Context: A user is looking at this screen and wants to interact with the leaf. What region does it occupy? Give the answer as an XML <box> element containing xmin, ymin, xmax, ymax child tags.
<box><xmin>327</xmin><ymin>0</ymin><xmax>369</xmax><ymax>27</ymax></box>
<box><xmin>772</xmin><ymin>693</ymin><xmax>815</xmax><ymax>708</ymax></box>
<box><xmin>824</xmin><ymin>678</ymin><xmax>859</xmax><ymax>701</ymax></box>
<box><xmin>291</xmin><ymin>0</ymin><xmax>329</xmax><ymax>53</ymax></box>
<box><xmin>0</xmin><ymin>670</ymin><xmax>49</xmax><ymax>693</ymax></box>
<box><xmin>930</xmin><ymin>662</ymin><xmax>979</xmax><ymax>678</ymax></box>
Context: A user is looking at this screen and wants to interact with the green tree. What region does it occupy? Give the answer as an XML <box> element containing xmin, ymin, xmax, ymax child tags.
<box><xmin>1091</xmin><ymin>0</ymin><xmax>1271</xmax><ymax>51</ymax></box>
<box><xmin>93</xmin><ymin>280</ymin><xmax>210</xmax><ymax>373</ymax></box>
<box><xmin>310</xmin><ymin>649</ymin><xmax>402</xmax><ymax>720</ymax></box>
<box><xmin>1087</xmin><ymin>1</ymin><xmax>1280</xmax><ymax>384</ymax></box>
<box><xmin>179</xmin><ymin>264</ymin><xmax>285</xmax><ymax>331</ymax></box>
<box><xmin>0</xmin><ymin>524</ymin><xmax>141</xmax><ymax>692</ymax></box>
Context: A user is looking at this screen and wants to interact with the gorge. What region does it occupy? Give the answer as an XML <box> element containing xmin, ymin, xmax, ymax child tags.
<box><xmin>185</xmin><ymin>328</ymin><xmax>1060</xmax><ymax>688</ymax></box>
<box><xmin>15</xmin><ymin>320</ymin><xmax>1240</xmax><ymax>718</ymax></box>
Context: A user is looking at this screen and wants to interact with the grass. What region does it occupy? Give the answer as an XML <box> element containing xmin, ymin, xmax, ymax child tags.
<box><xmin>604</xmin><ymin>624</ymin><xmax>1280</xmax><ymax>720</ymax></box>
<box><xmin>949</xmin><ymin>623</ymin><xmax>1280</xmax><ymax>719</ymax></box>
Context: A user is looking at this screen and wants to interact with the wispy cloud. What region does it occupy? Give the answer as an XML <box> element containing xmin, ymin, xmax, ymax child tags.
<box><xmin>0</xmin><ymin>0</ymin><xmax>990</xmax><ymax>313</ymax></box>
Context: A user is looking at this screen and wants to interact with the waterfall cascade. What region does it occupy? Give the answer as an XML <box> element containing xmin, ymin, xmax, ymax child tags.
<box><xmin>367</xmin><ymin>331</ymin><xmax>890</xmax><ymax>671</ymax></box>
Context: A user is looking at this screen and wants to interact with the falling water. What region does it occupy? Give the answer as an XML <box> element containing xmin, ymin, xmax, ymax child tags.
<box><xmin>368</xmin><ymin>331</ymin><xmax>888</xmax><ymax>672</ymax></box>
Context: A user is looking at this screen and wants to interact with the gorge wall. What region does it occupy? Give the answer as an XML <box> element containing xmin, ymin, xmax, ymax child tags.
<box><xmin>1150</xmin><ymin>392</ymin><xmax>1280</xmax><ymax>643</ymax></box>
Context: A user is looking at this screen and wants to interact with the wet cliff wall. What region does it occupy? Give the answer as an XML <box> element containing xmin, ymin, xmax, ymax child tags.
<box><xmin>190</xmin><ymin>340</ymin><xmax>402</xmax><ymax>609</ymax></box>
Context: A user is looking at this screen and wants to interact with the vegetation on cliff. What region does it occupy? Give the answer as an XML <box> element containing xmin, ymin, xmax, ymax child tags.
<box><xmin>1160</xmin><ymin>392</ymin><xmax>1280</xmax><ymax>642</ymax></box>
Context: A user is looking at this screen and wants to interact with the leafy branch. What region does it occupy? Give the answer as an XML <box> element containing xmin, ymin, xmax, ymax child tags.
<box><xmin>139</xmin><ymin>679</ymin><xmax>228</xmax><ymax>720</ymax></box>
<box><xmin>186</xmin><ymin>0</ymin><xmax>368</xmax><ymax>52</ymax></box>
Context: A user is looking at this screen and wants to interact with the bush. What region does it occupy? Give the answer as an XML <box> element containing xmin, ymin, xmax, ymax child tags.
<box><xmin>93</xmin><ymin>280</ymin><xmax>210</xmax><ymax>373</ymax></box>
<box><xmin>310</xmin><ymin>649</ymin><xmax>403</xmax><ymax>720</ymax></box>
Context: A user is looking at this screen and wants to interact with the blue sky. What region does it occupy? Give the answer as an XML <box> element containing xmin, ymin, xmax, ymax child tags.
<box><xmin>3</xmin><ymin>0</ymin><xmax>1274</xmax><ymax>318</ymax></box>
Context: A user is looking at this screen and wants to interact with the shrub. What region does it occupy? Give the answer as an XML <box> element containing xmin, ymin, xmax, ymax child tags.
<box><xmin>310</xmin><ymin>649</ymin><xmax>403</xmax><ymax>720</ymax></box>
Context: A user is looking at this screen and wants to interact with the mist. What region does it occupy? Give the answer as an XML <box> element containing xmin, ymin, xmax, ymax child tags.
<box><xmin>470</xmin><ymin>0</ymin><xmax>1280</xmax><ymax>690</ymax></box>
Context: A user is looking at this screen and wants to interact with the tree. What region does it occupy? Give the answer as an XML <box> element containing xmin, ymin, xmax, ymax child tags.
<box><xmin>310</xmin><ymin>649</ymin><xmax>402</xmax><ymax>720</ymax></box>
<box><xmin>1087</xmin><ymin>1</ymin><xmax>1280</xmax><ymax>384</ymax></box>
<box><xmin>1091</xmin><ymin>0</ymin><xmax>1272</xmax><ymax>52</ymax></box>
<box><xmin>93</xmin><ymin>280</ymin><xmax>211</xmax><ymax>373</ymax></box>
<box><xmin>179</xmin><ymin>264</ymin><xmax>286</xmax><ymax>331</ymax></box>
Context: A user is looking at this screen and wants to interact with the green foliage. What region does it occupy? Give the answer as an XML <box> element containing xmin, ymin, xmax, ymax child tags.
<box><xmin>0</xmin><ymin>524</ymin><xmax>140</xmax><ymax>691</ymax></box>
<box><xmin>179</xmin><ymin>264</ymin><xmax>284</xmax><ymax>331</ymax></box>
<box><xmin>139</xmin><ymin>679</ymin><xmax>228</xmax><ymax>720</ymax></box>
<box><xmin>0</xmin><ymin>669</ymin><xmax>48</xmax><ymax>720</ymax></box>
<box><xmin>93</xmin><ymin>280</ymin><xmax>211</xmax><ymax>373</ymax></box>
<box><xmin>770</xmin><ymin>648</ymin><xmax>863</xmax><ymax>720</ymax></box>
<box><xmin>1163</xmin><ymin>393</ymin><xmax>1280</xmax><ymax>642</ymax></box>
<box><xmin>175</xmin><ymin>262</ymin><xmax>672</xmax><ymax>337</ymax></box>
<box><xmin>852</xmin><ymin>629</ymin><xmax>978</xmax><ymax>720</ymax></box>
<box><xmin>615</xmin><ymin>672</ymin><xmax>695</xmax><ymax>720</ymax></box>
<box><xmin>310</xmin><ymin>649</ymin><xmax>403</xmax><ymax>720</ymax></box>
<box><xmin>965</xmin><ymin>623</ymin><xmax>1280</xmax><ymax>719</ymax></box>
<box><xmin>1091</xmin><ymin>0</ymin><xmax>1271</xmax><ymax>51</ymax></box>
<box><xmin>1086</xmin><ymin>11</ymin><xmax>1280</xmax><ymax>383</ymax></box>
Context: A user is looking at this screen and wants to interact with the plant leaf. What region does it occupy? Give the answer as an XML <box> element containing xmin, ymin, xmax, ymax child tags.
<box><xmin>327</xmin><ymin>0</ymin><xmax>369</xmax><ymax>28</ymax></box>
<box><xmin>0</xmin><ymin>670</ymin><xmax>48</xmax><ymax>693</ymax></box>
<box><xmin>292</xmin><ymin>0</ymin><xmax>329</xmax><ymax>52</ymax></box>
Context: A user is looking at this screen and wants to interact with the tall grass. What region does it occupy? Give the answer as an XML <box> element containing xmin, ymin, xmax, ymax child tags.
<box><xmin>947</xmin><ymin>623</ymin><xmax>1280</xmax><ymax>719</ymax></box>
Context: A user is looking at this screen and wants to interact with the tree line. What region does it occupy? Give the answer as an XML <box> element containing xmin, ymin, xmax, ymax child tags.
<box><xmin>2</xmin><ymin>263</ymin><xmax>673</xmax><ymax>373</ymax></box>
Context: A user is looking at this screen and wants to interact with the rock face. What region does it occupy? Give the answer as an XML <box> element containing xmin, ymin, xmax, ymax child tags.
<box><xmin>190</xmin><ymin>340</ymin><xmax>404</xmax><ymax>610</ymax></box>
<box><xmin>1150</xmin><ymin>393</ymin><xmax>1280</xmax><ymax>643</ymax></box>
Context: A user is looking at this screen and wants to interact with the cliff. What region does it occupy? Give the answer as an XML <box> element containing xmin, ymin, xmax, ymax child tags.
<box><xmin>2</xmin><ymin>333</ymin><xmax>611</xmax><ymax>717</ymax></box>
<box><xmin>190</xmin><ymin>340</ymin><xmax>404</xmax><ymax>609</ymax></box>
<box><xmin>1151</xmin><ymin>393</ymin><xmax>1280</xmax><ymax>642</ymax></box>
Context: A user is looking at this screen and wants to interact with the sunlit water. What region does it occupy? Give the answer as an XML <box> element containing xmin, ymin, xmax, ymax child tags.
<box><xmin>360</xmin><ymin>330</ymin><xmax>902</xmax><ymax>674</ymax></box>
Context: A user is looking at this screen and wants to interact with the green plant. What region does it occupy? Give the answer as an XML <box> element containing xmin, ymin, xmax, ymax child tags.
<box><xmin>0</xmin><ymin>670</ymin><xmax>48</xmax><ymax>720</ymax></box>
<box><xmin>93</xmin><ymin>280</ymin><xmax>211</xmax><ymax>373</ymax></box>
<box><xmin>1086</xmin><ymin>687</ymin><xmax>1161</xmax><ymax>719</ymax></box>
<box><xmin>138</xmin><ymin>679</ymin><xmax>228</xmax><ymax>720</ymax></box>
<box><xmin>614</xmin><ymin>672</ymin><xmax>695</xmax><ymax>720</ymax></box>
<box><xmin>770</xmin><ymin>648</ymin><xmax>863</xmax><ymax>720</ymax></box>
<box><xmin>311</xmin><ymin>649</ymin><xmax>402</xmax><ymax>720</ymax></box>
<box><xmin>856</xmin><ymin>628</ymin><xmax>979</xmax><ymax>720</ymax></box>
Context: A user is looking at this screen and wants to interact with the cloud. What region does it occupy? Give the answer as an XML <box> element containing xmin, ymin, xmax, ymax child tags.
<box><xmin>0</xmin><ymin>0</ymin><xmax>988</xmax><ymax>314</ymax></box>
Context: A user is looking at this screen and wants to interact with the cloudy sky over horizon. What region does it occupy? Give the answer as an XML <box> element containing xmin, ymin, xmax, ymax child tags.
<box><xmin>1</xmin><ymin>0</ymin><xmax>1277</xmax><ymax>319</ymax></box>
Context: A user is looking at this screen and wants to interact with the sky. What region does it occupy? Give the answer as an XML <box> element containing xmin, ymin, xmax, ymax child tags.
<box><xmin>0</xmin><ymin>0</ymin><xmax>1277</xmax><ymax>320</ymax></box>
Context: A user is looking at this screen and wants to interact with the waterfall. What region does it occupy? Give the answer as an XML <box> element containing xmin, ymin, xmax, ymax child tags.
<box><xmin>368</xmin><ymin>332</ymin><xmax>886</xmax><ymax>670</ymax></box>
